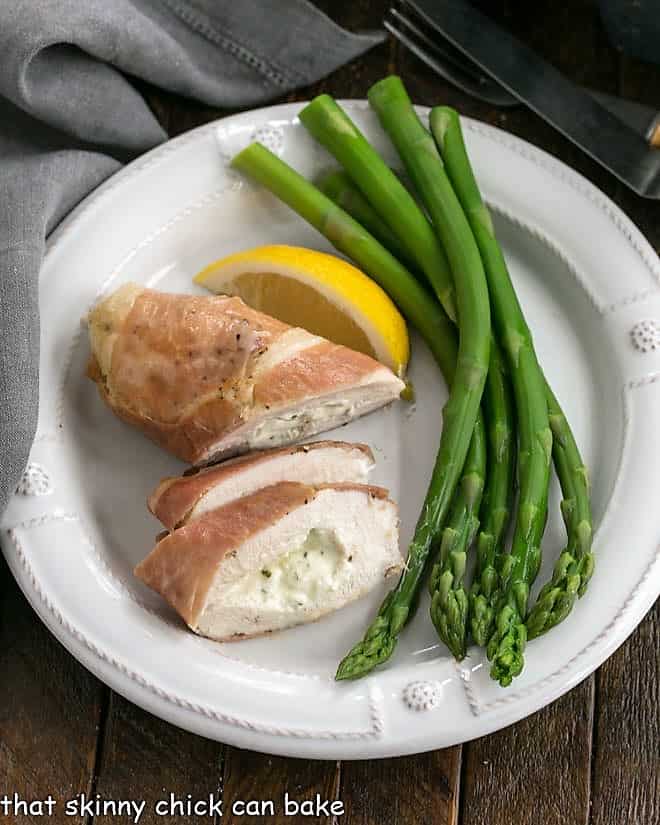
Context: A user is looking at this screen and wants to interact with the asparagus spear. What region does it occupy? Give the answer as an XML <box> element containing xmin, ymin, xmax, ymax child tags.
<box><xmin>317</xmin><ymin>108</ymin><xmax>593</xmax><ymax>653</ymax></box>
<box><xmin>230</xmin><ymin>143</ymin><xmax>486</xmax><ymax>677</ymax></box>
<box><xmin>364</xmin><ymin>78</ymin><xmax>491</xmax><ymax>665</ymax></box>
<box><xmin>319</xmin><ymin>150</ymin><xmax>517</xmax><ymax>651</ymax></box>
<box><xmin>470</xmin><ymin>337</ymin><xmax>516</xmax><ymax>647</ymax></box>
<box><xmin>306</xmin><ymin>96</ymin><xmax>513</xmax><ymax>659</ymax></box>
<box><xmin>430</xmin><ymin>103</ymin><xmax>552</xmax><ymax>687</ymax></box>
<box><xmin>297</xmin><ymin>92</ymin><xmax>490</xmax><ymax>676</ymax></box>
<box><xmin>314</xmin><ymin>172</ymin><xmax>515</xmax><ymax>646</ymax></box>
<box><xmin>526</xmin><ymin>387</ymin><xmax>594</xmax><ymax>638</ymax></box>
<box><xmin>299</xmin><ymin>95</ymin><xmax>458</xmax><ymax>322</ymax></box>
<box><xmin>429</xmin><ymin>411</ymin><xmax>486</xmax><ymax>659</ymax></box>
<box><xmin>317</xmin><ymin>170</ymin><xmax>418</xmax><ymax>272</ymax></box>
<box><xmin>316</xmin><ymin>180</ymin><xmax>502</xmax><ymax>660</ymax></box>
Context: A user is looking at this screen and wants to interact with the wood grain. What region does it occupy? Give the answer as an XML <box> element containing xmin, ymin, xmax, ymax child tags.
<box><xmin>92</xmin><ymin>692</ymin><xmax>224</xmax><ymax>824</ymax></box>
<box><xmin>460</xmin><ymin>678</ymin><xmax>595</xmax><ymax>825</ymax></box>
<box><xmin>222</xmin><ymin>750</ymin><xmax>339</xmax><ymax>824</ymax></box>
<box><xmin>0</xmin><ymin>556</ymin><xmax>103</xmax><ymax>824</ymax></box>
<box><xmin>340</xmin><ymin>749</ymin><xmax>462</xmax><ymax>825</ymax></box>
<box><xmin>591</xmin><ymin>601</ymin><xmax>660</xmax><ymax>825</ymax></box>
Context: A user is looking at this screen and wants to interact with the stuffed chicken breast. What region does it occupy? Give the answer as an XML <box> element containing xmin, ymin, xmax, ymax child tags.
<box><xmin>87</xmin><ymin>284</ymin><xmax>404</xmax><ymax>465</ymax></box>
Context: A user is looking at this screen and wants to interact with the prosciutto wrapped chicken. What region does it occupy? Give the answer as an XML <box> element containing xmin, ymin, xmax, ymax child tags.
<box><xmin>149</xmin><ymin>440</ymin><xmax>375</xmax><ymax>531</ymax></box>
<box><xmin>135</xmin><ymin>480</ymin><xmax>402</xmax><ymax>641</ymax></box>
<box><xmin>87</xmin><ymin>283</ymin><xmax>404</xmax><ymax>465</ymax></box>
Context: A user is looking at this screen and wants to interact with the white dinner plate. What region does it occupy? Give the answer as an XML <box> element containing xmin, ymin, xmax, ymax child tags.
<box><xmin>3</xmin><ymin>102</ymin><xmax>660</xmax><ymax>759</ymax></box>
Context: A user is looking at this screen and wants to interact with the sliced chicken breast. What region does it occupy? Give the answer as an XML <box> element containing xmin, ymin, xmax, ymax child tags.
<box><xmin>149</xmin><ymin>440</ymin><xmax>375</xmax><ymax>531</ymax></box>
<box><xmin>135</xmin><ymin>481</ymin><xmax>402</xmax><ymax>641</ymax></box>
<box><xmin>87</xmin><ymin>283</ymin><xmax>404</xmax><ymax>465</ymax></box>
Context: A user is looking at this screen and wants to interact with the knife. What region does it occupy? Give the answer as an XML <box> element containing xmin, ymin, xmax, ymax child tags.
<box><xmin>406</xmin><ymin>0</ymin><xmax>660</xmax><ymax>198</ymax></box>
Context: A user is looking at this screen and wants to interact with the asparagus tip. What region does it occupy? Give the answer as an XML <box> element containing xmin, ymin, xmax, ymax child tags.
<box><xmin>488</xmin><ymin>631</ymin><xmax>526</xmax><ymax>687</ymax></box>
<box><xmin>335</xmin><ymin>614</ymin><xmax>398</xmax><ymax>681</ymax></box>
<box><xmin>430</xmin><ymin>583</ymin><xmax>468</xmax><ymax>662</ymax></box>
<box><xmin>487</xmin><ymin>609</ymin><xmax>527</xmax><ymax>687</ymax></box>
<box><xmin>335</xmin><ymin>634</ymin><xmax>396</xmax><ymax>681</ymax></box>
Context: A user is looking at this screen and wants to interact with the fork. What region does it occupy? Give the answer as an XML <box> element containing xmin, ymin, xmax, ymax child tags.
<box><xmin>384</xmin><ymin>1</ymin><xmax>519</xmax><ymax>107</ymax></box>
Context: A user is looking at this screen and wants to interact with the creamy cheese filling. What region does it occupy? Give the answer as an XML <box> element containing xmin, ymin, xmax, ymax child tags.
<box><xmin>248</xmin><ymin>400</ymin><xmax>358</xmax><ymax>448</ymax></box>
<box><xmin>221</xmin><ymin>528</ymin><xmax>354</xmax><ymax>611</ymax></box>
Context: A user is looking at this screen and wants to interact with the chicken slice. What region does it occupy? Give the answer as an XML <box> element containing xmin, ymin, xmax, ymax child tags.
<box><xmin>135</xmin><ymin>481</ymin><xmax>401</xmax><ymax>641</ymax></box>
<box><xmin>87</xmin><ymin>283</ymin><xmax>404</xmax><ymax>465</ymax></box>
<box><xmin>149</xmin><ymin>440</ymin><xmax>375</xmax><ymax>531</ymax></box>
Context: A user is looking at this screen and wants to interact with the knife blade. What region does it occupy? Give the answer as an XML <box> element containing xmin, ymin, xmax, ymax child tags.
<box><xmin>406</xmin><ymin>0</ymin><xmax>660</xmax><ymax>198</ymax></box>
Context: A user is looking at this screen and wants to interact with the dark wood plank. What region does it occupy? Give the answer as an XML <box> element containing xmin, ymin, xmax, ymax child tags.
<box><xmin>588</xmin><ymin>44</ymin><xmax>660</xmax><ymax>825</ymax></box>
<box><xmin>340</xmin><ymin>749</ymin><xmax>462</xmax><ymax>825</ymax></box>
<box><xmin>591</xmin><ymin>602</ymin><xmax>660</xmax><ymax>825</ymax></box>
<box><xmin>460</xmin><ymin>679</ymin><xmax>595</xmax><ymax>825</ymax></box>
<box><xmin>92</xmin><ymin>692</ymin><xmax>224</xmax><ymax>824</ymax></box>
<box><xmin>0</xmin><ymin>555</ymin><xmax>103</xmax><ymax>824</ymax></box>
<box><xmin>587</xmin><ymin>44</ymin><xmax>660</xmax><ymax>825</ymax></box>
<box><xmin>222</xmin><ymin>750</ymin><xmax>339</xmax><ymax>824</ymax></box>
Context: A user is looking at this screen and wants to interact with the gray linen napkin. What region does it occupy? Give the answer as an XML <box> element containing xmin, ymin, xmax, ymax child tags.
<box><xmin>0</xmin><ymin>0</ymin><xmax>383</xmax><ymax>517</ymax></box>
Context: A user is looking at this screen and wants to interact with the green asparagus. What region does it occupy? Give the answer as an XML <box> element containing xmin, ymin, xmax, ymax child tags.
<box><xmin>431</xmin><ymin>104</ymin><xmax>551</xmax><ymax>686</ymax></box>
<box><xmin>295</xmin><ymin>91</ymin><xmax>491</xmax><ymax>677</ymax></box>
<box><xmin>317</xmin><ymin>102</ymin><xmax>592</xmax><ymax>660</ymax></box>
<box><xmin>526</xmin><ymin>386</ymin><xmax>594</xmax><ymax>638</ymax></box>
<box><xmin>470</xmin><ymin>337</ymin><xmax>516</xmax><ymax>647</ymax></box>
<box><xmin>317</xmin><ymin>170</ymin><xmax>418</xmax><ymax>272</ymax></box>
<box><xmin>366</xmin><ymin>78</ymin><xmax>491</xmax><ymax>664</ymax></box>
<box><xmin>316</xmin><ymin>144</ymin><xmax>521</xmax><ymax>656</ymax></box>
<box><xmin>233</xmin><ymin>86</ymin><xmax>592</xmax><ymax>685</ymax></box>
<box><xmin>312</xmin><ymin>106</ymin><xmax>513</xmax><ymax>663</ymax></box>
<box><xmin>429</xmin><ymin>411</ymin><xmax>486</xmax><ymax>659</ymax></box>
<box><xmin>299</xmin><ymin>94</ymin><xmax>457</xmax><ymax>321</ymax></box>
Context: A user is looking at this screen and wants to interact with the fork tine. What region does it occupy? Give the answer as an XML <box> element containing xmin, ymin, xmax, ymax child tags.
<box><xmin>390</xmin><ymin>2</ymin><xmax>485</xmax><ymax>80</ymax></box>
<box><xmin>384</xmin><ymin>13</ymin><xmax>474</xmax><ymax>92</ymax></box>
<box><xmin>386</xmin><ymin>2</ymin><xmax>519</xmax><ymax>107</ymax></box>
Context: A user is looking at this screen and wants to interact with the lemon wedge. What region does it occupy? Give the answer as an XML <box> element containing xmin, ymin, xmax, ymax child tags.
<box><xmin>194</xmin><ymin>245</ymin><xmax>409</xmax><ymax>377</ymax></box>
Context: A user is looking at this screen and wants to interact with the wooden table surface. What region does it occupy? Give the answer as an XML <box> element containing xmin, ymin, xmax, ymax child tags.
<box><xmin>2</xmin><ymin>2</ymin><xmax>659</xmax><ymax>823</ymax></box>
